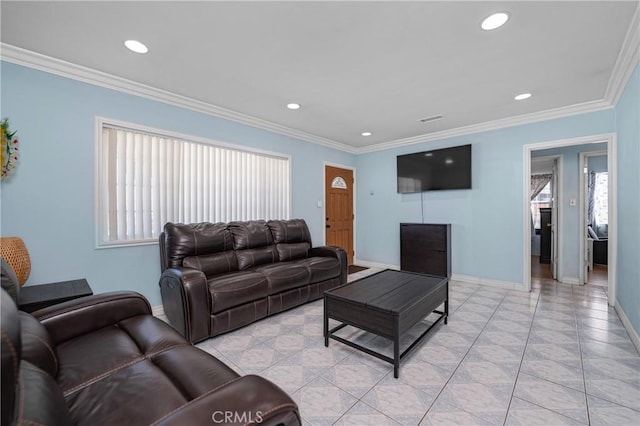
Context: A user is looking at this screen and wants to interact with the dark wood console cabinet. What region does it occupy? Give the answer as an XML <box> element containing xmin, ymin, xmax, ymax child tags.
<box><xmin>400</xmin><ymin>223</ymin><xmax>451</xmax><ymax>278</ymax></box>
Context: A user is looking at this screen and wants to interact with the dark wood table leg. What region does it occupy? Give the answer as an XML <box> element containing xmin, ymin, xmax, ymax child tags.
<box><xmin>394</xmin><ymin>319</ymin><xmax>400</xmax><ymax>378</ymax></box>
<box><xmin>444</xmin><ymin>281</ymin><xmax>449</xmax><ymax>324</ymax></box>
<box><xmin>323</xmin><ymin>297</ymin><xmax>329</xmax><ymax>347</ymax></box>
<box><xmin>444</xmin><ymin>299</ymin><xmax>449</xmax><ymax>325</ymax></box>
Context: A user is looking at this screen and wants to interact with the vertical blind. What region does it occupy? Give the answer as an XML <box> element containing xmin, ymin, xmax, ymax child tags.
<box><xmin>97</xmin><ymin>125</ymin><xmax>290</xmax><ymax>246</ymax></box>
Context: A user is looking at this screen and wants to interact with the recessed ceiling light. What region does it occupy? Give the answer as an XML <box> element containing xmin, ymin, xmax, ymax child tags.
<box><xmin>481</xmin><ymin>12</ymin><xmax>509</xmax><ymax>30</ymax></box>
<box><xmin>124</xmin><ymin>40</ymin><xmax>148</xmax><ymax>54</ymax></box>
<box><xmin>361</xmin><ymin>132</ymin><xmax>372</xmax><ymax>136</ymax></box>
<box><xmin>286</xmin><ymin>103</ymin><xmax>301</xmax><ymax>110</ymax></box>
<box><xmin>514</xmin><ymin>93</ymin><xmax>532</xmax><ymax>100</ymax></box>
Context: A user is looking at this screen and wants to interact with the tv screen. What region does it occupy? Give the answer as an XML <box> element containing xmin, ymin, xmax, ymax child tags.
<box><xmin>397</xmin><ymin>144</ymin><xmax>472</xmax><ymax>193</ymax></box>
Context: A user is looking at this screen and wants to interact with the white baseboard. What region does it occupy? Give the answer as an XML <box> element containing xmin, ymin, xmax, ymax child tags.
<box><xmin>353</xmin><ymin>259</ymin><xmax>399</xmax><ymax>270</ymax></box>
<box><xmin>615</xmin><ymin>302</ymin><xmax>640</xmax><ymax>354</ymax></box>
<box><xmin>451</xmin><ymin>274</ymin><xmax>526</xmax><ymax>292</ymax></box>
<box><xmin>559</xmin><ymin>276</ymin><xmax>581</xmax><ymax>285</ymax></box>
<box><xmin>354</xmin><ymin>260</ymin><xmax>527</xmax><ymax>292</ymax></box>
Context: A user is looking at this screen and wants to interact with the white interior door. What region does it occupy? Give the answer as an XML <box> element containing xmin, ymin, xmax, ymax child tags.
<box><xmin>551</xmin><ymin>159</ymin><xmax>559</xmax><ymax>280</ymax></box>
<box><xmin>582</xmin><ymin>155</ymin><xmax>590</xmax><ymax>284</ymax></box>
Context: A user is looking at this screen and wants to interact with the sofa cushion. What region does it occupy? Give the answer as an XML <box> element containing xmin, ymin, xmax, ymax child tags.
<box><xmin>208</xmin><ymin>271</ymin><xmax>269</xmax><ymax>314</ymax></box>
<box><xmin>19</xmin><ymin>312</ymin><xmax>58</xmax><ymax>377</ymax></box>
<box><xmin>253</xmin><ymin>262</ymin><xmax>311</xmax><ymax>294</ymax></box>
<box><xmin>276</xmin><ymin>242</ymin><xmax>311</xmax><ymax>262</ymax></box>
<box><xmin>298</xmin><ymin>256</ymin><xmax>342</xmax><ymax>284</ymax></box>
<box><xmin>19</xmin><ymin>362</ymin><xmax>73</xmax><ymax>426</ymax></box>
<box><xmin>55</xmin><ymin>315</ymin><xmax>188</xmax><ymax>395</ymax></box>
<box><xmin>268</xmin><ymin>219</ymin><xmax>312</xmax><ymax>244</ymax></box>
<box><xmin>236</xmin><ymin>246</ymin><xmax>278</xmax><ymax>270</ymax></box>
<box><xmin>1</xmin><ymin>259</ymin><xmax>20</xmax><ymax>303</ymax></box>
<box><xmin>229</xmin><ymin>220</ymin><xmax>273</xmax><ymax>249</ymax></box>
<box><xmin>65</xmin><ymin>346</ymin><xmax>239</xmax><ymax>426</ymax></box>
<box><xmin>183</xmin><ymin>250</ymin><xmax>238</xmax><ymax>277</ymax></box>
<box><xmin>163</xmin><ymin>222</ymin><xmax>234</xmax><ymax>268</ymax></box>
<box><xmin>1</xmin><ymin>289</ymin><xmax>21</xmax><ymax>426</ymax></box>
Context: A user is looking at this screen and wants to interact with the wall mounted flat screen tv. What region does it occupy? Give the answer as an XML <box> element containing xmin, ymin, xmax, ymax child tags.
<box><xmin>397</xmin><ymin>144</ymin><xmax>472</xmax><ymax>193</ymax></box>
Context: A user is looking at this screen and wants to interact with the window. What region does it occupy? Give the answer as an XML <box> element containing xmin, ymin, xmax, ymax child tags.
<box><xmin>593</xmin><ymin>172</ymin><xmax>608</xmax><ymax>225</ymax></box>
<box><xmin>331</xmin><ymin>176</ymin><xmax>347</xmax><ymax>189</ymax></box>
<box><xmin>530</xmin><ymin>182</ymin><xmax>551</xmax><ymax>232</ymax></box>
<box><xmin>96</xmin><ymin>119</ymin><xmax>290</xmax><ymax>247</ymax></box>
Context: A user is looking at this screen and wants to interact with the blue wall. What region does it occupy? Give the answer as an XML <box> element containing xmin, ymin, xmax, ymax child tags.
<box><xmin>588</xmin><ymin>154</ymin><xmax>608</xmax><ymax>173</ymax></box>
<box><xmin>614</xmin><ymin>64</ymin><xmax>640</xmax><ymax>334</ymax></box>
<box><xmin>0</xmin><ymin>62</ymin><xmax>355</xmax><ymax>305</ymax></box>
<box><xmin>1</xmin><ymin>59</ymin><xmax>638</xmax><ymax>340</ymax></box>
<box><xmin>355</xmin><ymin>111</ymin><xmax>616</xmax><ymax>286</ymax></box>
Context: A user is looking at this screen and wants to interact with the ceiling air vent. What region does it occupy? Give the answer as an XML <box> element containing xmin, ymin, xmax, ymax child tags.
<box><xmin>417</xmin><ymin>115</ymin><xmax>443</xmax><ymax>124</ymax></box>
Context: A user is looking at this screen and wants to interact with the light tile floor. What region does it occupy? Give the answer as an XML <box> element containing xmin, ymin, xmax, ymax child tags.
<box><xmin>195</xmin><ymin>268</ymin><xmax>640</xmax><ymax>425</ymax></box>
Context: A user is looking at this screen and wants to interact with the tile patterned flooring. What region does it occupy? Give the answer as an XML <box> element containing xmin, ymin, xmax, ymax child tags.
<box><xmin>195</xmin><ymin>268</ymin><xmax>640</xmax><ymax>425</ymax></box>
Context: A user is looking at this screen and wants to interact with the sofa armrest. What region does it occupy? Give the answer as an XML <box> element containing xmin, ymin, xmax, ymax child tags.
<box><xmin>153</xmin><ymin>375</ymin><xmax>300</xmax><ymax>426</ymax></box>
<box><xmin>160</xmin><ymin>267</ymin><xmax>211</xmax><ymax>343</ymax></box>
<box><xmin>309</xmin><ymin>246</ymin><xmax>348</xmax><ymax>284</ymax></box>
<box><xmin>33</xmin><ymin>291</ymin><xmax>151</xmax><ymax>344</ymax></box>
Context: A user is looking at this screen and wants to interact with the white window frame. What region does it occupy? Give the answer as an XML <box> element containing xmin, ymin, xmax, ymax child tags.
<box><xmin>94</xmin><ymin>117</ymin><xmax>292</xmax><ymax>248</ymax></box>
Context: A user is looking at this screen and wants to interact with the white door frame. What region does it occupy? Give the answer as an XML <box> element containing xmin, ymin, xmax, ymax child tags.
<box><xmin>551</xmin><ymin>157</ymin><xmax>560</xmax><ymax>280</ymax></box>
<box><xmin>579</xmin><ymin>149</ymin><xmax>610</xmax><ymax>285</ymax></box>
<box><xmin>522</xmin><ymin>133</ymin><xmax>617</xmax><ymax>306</ymax></box>
<box><xmin>322</xmin><ymin>162</ymin><xmax>356</xmax><ymax>258</ymax></box>
<box><xmin>530</xmin><ymin>154</ymin><xmax>562</xmax><ymax>280</ymax></box>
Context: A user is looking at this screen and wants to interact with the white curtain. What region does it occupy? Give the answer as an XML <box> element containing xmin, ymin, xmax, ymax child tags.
<box><xmin>530</xmin><ymin>173</ymin><xmax>552</xmax><ymax>200</ymax></box>
<box><xmin>99</xmin><ymin>126</ymin><xmax>290</xmax><ymax>245</ymax></box>
<box><xmin>587</xmin><ymin>171</ymin><xmax>596</xmax><ymax>228</ymax></box>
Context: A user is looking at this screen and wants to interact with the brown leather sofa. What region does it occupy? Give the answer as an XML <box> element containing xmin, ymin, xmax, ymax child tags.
<box><xmin>159</xmin><ymin>219</ymin><xmax>347</xmax><ymax>343</ymax></box>
<box><xmin>1</xmin><ymin>265</ymin><xmax>300</xmax><ymax>425</ymax></box>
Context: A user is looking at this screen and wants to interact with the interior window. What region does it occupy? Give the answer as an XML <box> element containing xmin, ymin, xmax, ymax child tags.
<box><xmin>531</xmin><ymin>182</ymin><xmax>551</xmax><ymax>233</ymax></box>
<box><xmin>594</xmin><ymin>172</ymin><xmax>608</xmax><ymax>227</ymax></box>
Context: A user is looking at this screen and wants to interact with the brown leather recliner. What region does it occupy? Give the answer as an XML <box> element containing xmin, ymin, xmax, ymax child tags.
<box><xmin>0</xmin><ymin>283</ymin><xmax>300</xmax><ymax>425</ymax></box>
<box><xmin>159</xmin><ymin>219</ymin><xmax>347</xmax><ymax>343</ymax></box>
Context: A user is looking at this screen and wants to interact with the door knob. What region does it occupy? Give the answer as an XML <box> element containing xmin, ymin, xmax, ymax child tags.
<box><xmin>326</xmin><ymin>225</ymin><xmax>331</xmax><ymax>228</ymax></box>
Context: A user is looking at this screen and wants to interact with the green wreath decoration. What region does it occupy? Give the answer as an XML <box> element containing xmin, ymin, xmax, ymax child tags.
<box><xmin>1</xmin><ymin>118</ymin><xmax>19</xmax><ymax>180</ymax></box>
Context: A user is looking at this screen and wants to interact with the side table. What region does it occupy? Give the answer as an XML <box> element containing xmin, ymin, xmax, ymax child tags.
<box><xmin>19</xmin><ymin>279</ymin><xmax>93</xmax><ymax>313</ymax></box>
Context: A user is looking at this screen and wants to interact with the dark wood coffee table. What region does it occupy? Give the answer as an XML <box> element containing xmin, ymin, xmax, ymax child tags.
<box><xmin>324</xmin><ymin>269</ymin><xmax>448</xmax><ymax>378</ymax></box>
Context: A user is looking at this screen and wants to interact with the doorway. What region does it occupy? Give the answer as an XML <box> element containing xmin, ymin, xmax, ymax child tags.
<box><xmin>530</xmin><ymin>155</ymin><xmax>560</xmax><ymax>285</ymax></box>
<box><xmin>581</xmin><ymin>150</ymin><xmax>609</xmax><ymax>288</ymax></box>
<box><xmin>522</xmin><ymin>134</ymin><xmax>617</xmax><ymax>306</ymax></box>
<box><xmin>324</xmin><ymin>165</ymin><xmax>355</xmax><ymax>265</ymax></box>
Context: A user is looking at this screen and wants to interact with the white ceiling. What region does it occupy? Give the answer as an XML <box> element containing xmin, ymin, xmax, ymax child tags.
<box><xmin>1</xmin><ymin>1</ymin><xmax>638</xmax><ymax>152</ymax></box>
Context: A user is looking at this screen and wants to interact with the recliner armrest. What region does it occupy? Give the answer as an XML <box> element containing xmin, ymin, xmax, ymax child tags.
<box><xmin>153</xmin><ymin>375</ymin><xmax>300</xmax><ymax>426</ymax></box>
<box><xmin>309</xmin><ymin>246</ymin><xmax>348</xmax><ymax>284</ymax></box>
<box><xmin>160</xmin><ymin>267</ymin><xmax>211</xmax><ymax>343</ymax></box>
<box><xmin>33</xmin><ymin>291</ymin><xmax>151</xmax><ymax>344</ymax></box>
<box><xmin>309</xmin><ymin>245</ymin><xmax>345</xmax><ymax>260</ymax></box>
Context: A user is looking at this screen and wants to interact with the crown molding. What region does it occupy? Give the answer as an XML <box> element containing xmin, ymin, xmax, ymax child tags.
<box><xmin>358</xmin><ymin>99</ymin><xmax>613</xmax><ymax>153</ymax></box>
<box><xmin>0</xmin><ymin>43</ymin><xmax>358</xmax><ymax>154</ymax></box>
<box><xmin>605</xmin><ymin>6</ymin><xmax>640</xmax><ymax>106</ymax></box>
<box><xmin>1</xmin><ymin>40</ymin><xmax>633</xmax><ymax>157</ymax></box>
